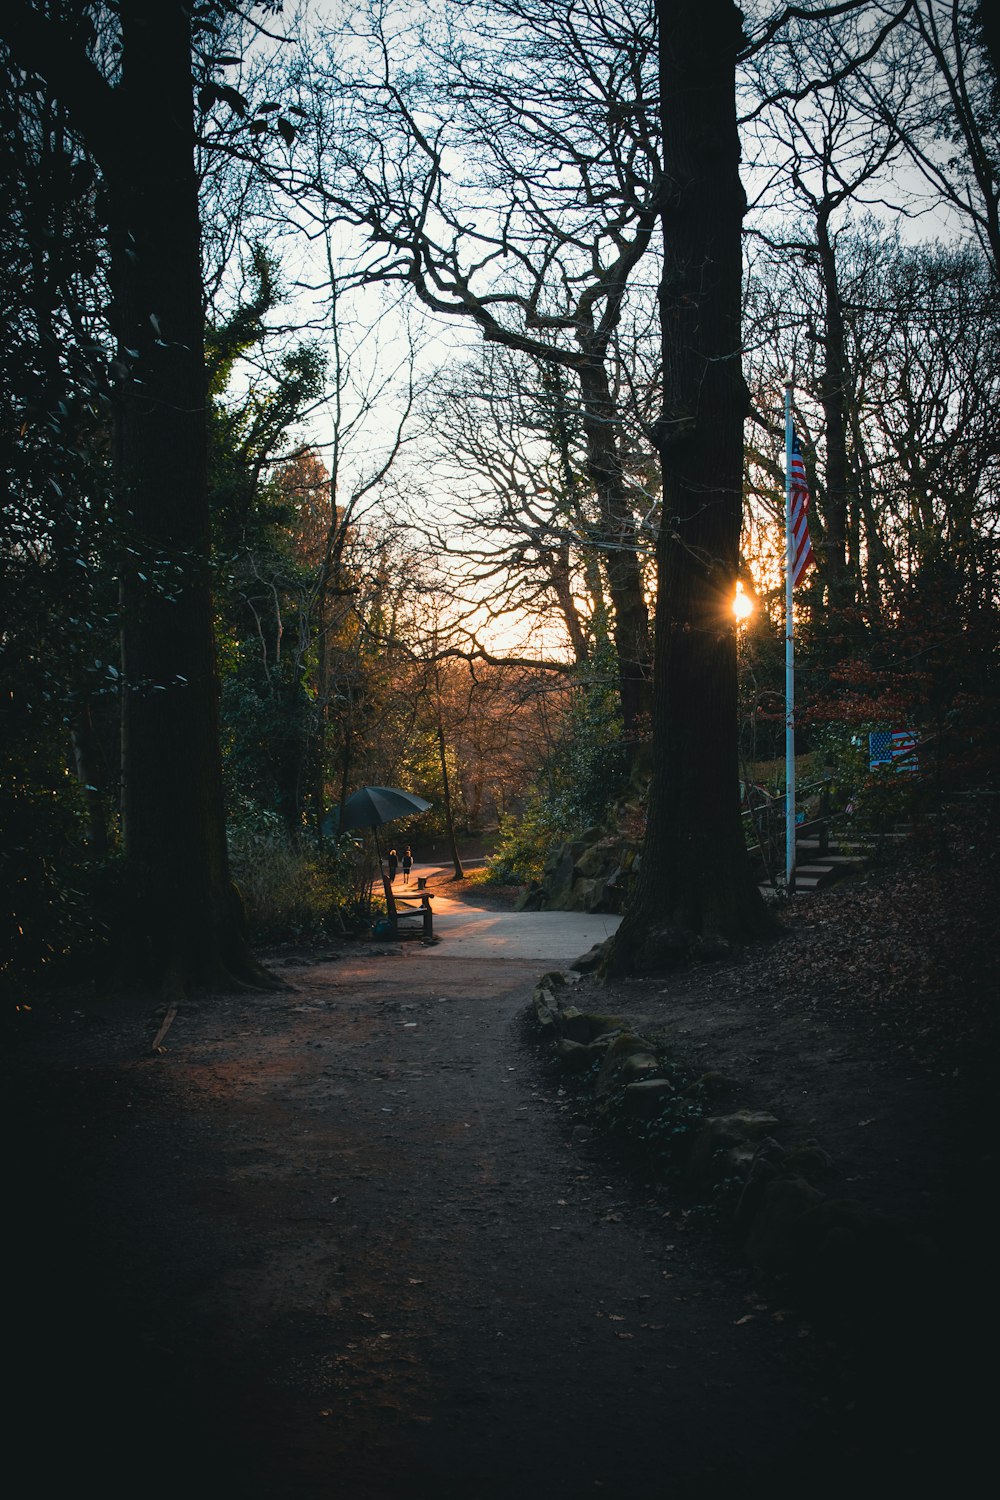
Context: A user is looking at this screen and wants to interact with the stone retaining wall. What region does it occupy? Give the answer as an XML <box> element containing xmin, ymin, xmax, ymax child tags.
<box><xmin>529</xmin><ymin>971</ymin><xmax>933</xmax><ymax>1302</ymax></box>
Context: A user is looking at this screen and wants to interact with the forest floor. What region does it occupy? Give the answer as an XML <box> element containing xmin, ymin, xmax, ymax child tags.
<box><xmin>8</xmin><ymin>809</ymin><xmax>997</xmax><ymax>1499</ymax></box>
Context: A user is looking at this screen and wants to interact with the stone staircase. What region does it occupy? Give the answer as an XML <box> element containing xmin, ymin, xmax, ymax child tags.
<box><xmin>799</xmin><ymin>822</ymin><xmax>917</xmax><ymax>889</ymax></box>
<box><xmin>789</xmin><ymin>834</ymin><xmax>868</xmax><ymax>891</ymax></box>
<box><xmin>755</xmin><ymin>824</ymin><xmax>878</xmax><ymax>896</ymax></box>
<box><xmin>756</xmin><ymin>822</ymin><xmax>916</xmax><ymax>896</ymax></box>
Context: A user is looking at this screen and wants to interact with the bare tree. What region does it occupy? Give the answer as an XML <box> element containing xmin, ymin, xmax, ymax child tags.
<box><xmin>742</xmin><ymin>20</ymin><xmax>913</xmax><ymax>605</ymax></box>
<box><xmin>295</xmin><ymin>0</ymin><xmax>660</xmax><ymax>734</ymax></box>
<box><xmin>832</xmin><ymin>0</ymin><xmax>1000</xmax><ymax>277</ymax></box>
<box><xmin>416</xmin><ymin>343</ymin><xmax>655</xmax><ymax>665</ymax></box>
<box><xmin>744</xmin><ymin>218</ymin><xmax>999</xmax><ymax>620</ymax></box>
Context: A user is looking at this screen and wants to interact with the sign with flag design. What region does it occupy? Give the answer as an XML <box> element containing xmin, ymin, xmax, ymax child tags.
<box><xmin>869</xmin><ymin>730</ymin><xmax>918</xmax><ymax>772</ymax></box>
<box><xmin>789</xmin><ymin>433</ymin><xmax>814</xmax><ymax>587</ymax></box>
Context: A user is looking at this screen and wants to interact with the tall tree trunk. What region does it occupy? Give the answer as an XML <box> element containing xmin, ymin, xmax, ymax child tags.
<box><xmin>577</xmin><ymin>359</ymin><xmax>653</xmax><ymax>735</ymax></box>
<box><xmin>433</xmin><ymin>667</ymin><xmax>465</xmax><ymax>880</ymax></box>
<box><xmin>109</xmin><ymin>0</ymin><xmax>272</xmax><ymax>992</ymax></box>
<box><xmin>1</xmin><ymin>0</ymin><xmax>275</xmax><ymax>992</ymax></box>
<box><xmin>548</xmin><ymin>546</ymin><xmax>590</xmax><ymax>664</ymax></box>
<box><xmin>436</xmin><ymin>717</ymin><xmax>465</xmax><ymax>881</ymax></box>
<box><xmin>312</xmin><ymin>619</ymin><xmax>330</xmax><ymax>842</ymax></box>
<box><xmin>816</xmin><ymin>207</ymin><xmax>853</xmax><ymax>607</ymax></box>
<box><xmin>605</xmin><ymin>0</ymin><xmax>772</xmax><ymax>975</ymax></box>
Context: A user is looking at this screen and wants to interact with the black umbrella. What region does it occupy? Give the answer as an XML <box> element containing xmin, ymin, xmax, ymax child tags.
<box><xmin>335</xmin><ymin>786</ymin><xmax>432</xmax><ymax>832</ymax></box>
<box><xmin>323</xmin><ymin>786</ymin><xmax>432</xmax><ymax>866</ymax></box>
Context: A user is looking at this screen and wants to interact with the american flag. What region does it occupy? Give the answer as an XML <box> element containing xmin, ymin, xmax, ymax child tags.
<box><xmin>789</xmin><ymin>432</ymin><xmax>814</xmax><ymax>587</ymax></box>
<box><xmin>869</xmin><ymin>730</ymin><xmax>918</xmax><ymax>772</ymax></box>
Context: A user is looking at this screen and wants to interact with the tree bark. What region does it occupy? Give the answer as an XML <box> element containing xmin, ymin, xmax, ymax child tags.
<box><xmin>436</xmin><ymin>717</ymin><xmax>465</xmax><ymax>881</ymax></box>
<box><xmin>106</xmin><ymin>2</ymin><xmax>274</xmax><ymax>991</ymax></box>
<box><xmin>605</xmin><ymin>0</ymin><xmax>773</xmax><ymax>976</ymax></box>
<box><xmin>548</xmin><ymin>546</ymin><xmax>590</xmax><ymax>665</ymax></box>
<box><xmin>816</xmin><ymin>206</ymin><xmax>853</xmax><ymax>607</ymax></box>
<box><xmin>433</xmin><ymin>666</ymin><xmax>465</xmax><ymax>880</ymax></box>
<box><xmin>576</xmin><ymin>356</ymin><xmax>653</xmax><ymax>734</ymax></box>
<box><xmin>2</xmin><ymin>0</ymin><xmax>277</xmax><ymax>993</ymax></box>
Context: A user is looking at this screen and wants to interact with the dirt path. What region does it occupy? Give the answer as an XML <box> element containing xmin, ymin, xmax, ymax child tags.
<box><xmin>9</xmin><ymin>871</ymin><xmax>987</xmax><ymax>1497</ymax></box>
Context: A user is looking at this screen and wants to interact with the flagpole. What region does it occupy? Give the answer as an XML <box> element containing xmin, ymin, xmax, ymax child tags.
<box><xmin>784</xmin><ymin>382</ymin><xmax>796</xmax><ymax>892</ymax></box>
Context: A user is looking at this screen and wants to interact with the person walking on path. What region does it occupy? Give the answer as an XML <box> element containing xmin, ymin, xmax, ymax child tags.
<box><xmin>401</xmin><ymin>846</ymin><xmax>412</xmax><ymax>884</ymax></box>
<box><xmin>387</xmin><ymin>848</ymin><xmax>398</xmax><ymax>884</ymax></box>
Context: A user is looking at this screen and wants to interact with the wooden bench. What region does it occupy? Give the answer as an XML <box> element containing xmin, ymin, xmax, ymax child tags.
<box><xmin>381</xmin><ymin>874</ymin><xmax>434</xmax><ymax>940</ymax></box>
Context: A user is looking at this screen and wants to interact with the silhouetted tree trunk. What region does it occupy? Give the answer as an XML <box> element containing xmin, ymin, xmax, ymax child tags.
<box><xmin>606</xmin><ymin>0</ymin><xmax>772</xmax><ymax>975</ymax></box>
<box><xmin>577</xmin><ymin>355</ymin><xmax>653</xmax><ymax>733</ymax></box>
<box><xmin>3</xmin><ymin>0</ymin><xmax>275</xmax><ymax>994</ymax></box>
<box><xmin>435</xmin><ymin>716</ymin><xmax>465</xmax><ymax>882</ymax></box>
<box><xmin>112</xmin><ymin>2</ymin><xmax>275</xmax><ymax>991</ymax></box>
<box><xmin>815</xmin><ymin>204</ymin><xmax>852</xmax><ymax>606</ymax></box>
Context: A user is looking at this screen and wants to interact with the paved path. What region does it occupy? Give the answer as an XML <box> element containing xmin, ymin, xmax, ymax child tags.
<box><xmin>405</xmin><ymin>864</ymin><xmax>621</xmax><ymax>964</ymax></box>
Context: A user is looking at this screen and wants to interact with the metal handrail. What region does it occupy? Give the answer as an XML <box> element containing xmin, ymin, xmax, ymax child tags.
<box><xmin>743</xmin><ymin>776</ymin><xmax>835</xmax><ymax>883</ymax></box>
